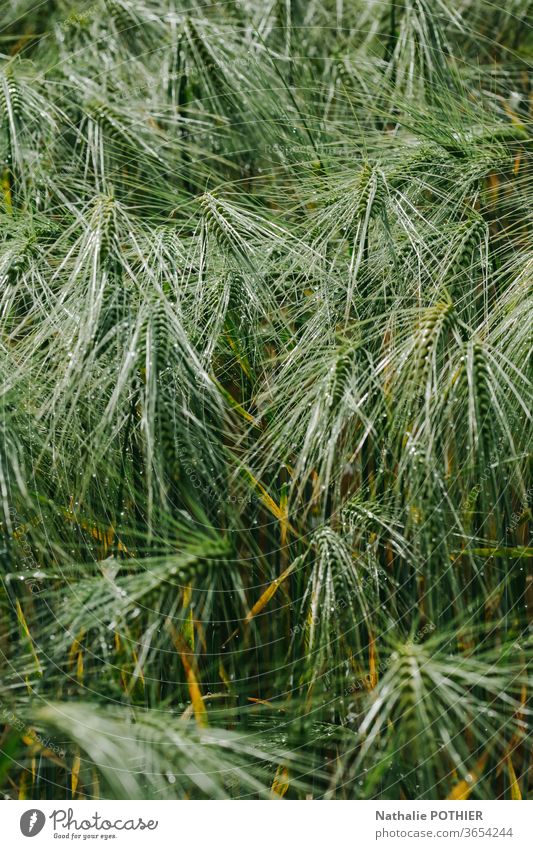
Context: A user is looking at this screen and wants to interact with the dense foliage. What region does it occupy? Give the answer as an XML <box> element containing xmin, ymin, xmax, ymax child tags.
<box><xmin>0</xmin><ymin>0</ymin><xmax>531</xmax><ymax>800</ymax></box>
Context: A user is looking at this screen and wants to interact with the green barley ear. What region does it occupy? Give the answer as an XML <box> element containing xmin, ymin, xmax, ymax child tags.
<box><xmin>471</xmin><ymin>340</ymin><xmax>493</xmax><ymax>453</ymax></box>
<box><xmin>104</xmin><ymin>0</ymin><xmax>139</xmax><ymax>38</ymax></box>
<box><xmin>297</xmin><ymin>526</ymin><xmax>369</xmax><ymax>690</ymax></box>
<box><xmin>274</xmin><ymin>0</ymin><xmax>301</xmax><ymax>77</ymax></box>
<box><xmin>90</xmin><ymin>192</ymin><xmax>116</xmax><ymax>262</ymax></box>
<box><xmin>200</xmin><ymin>192</ymin><xmax>224</xmax><ymax>238</ymax></box>
<box><xmin>414</xmin><ymin>299</ymin><xmax>455</xmax><ymax>390</ymax></box>
<box><xmin>183</xmin><ymin>18</ymin><xmax>226</xmax><ymax>94</ymax></box>
<box><xmin>94</xmin><ymin>276</ymin><xmax>131</xmax><ymax>352</ymax></box>
<box><xmin>335</xmin><ymin>55</ymin><xmax>353</xmax><ymax>90</ymax></box>
<box><xmin>333</xmin><ymin>43</ymin><xmax>372</xmax><ymax>96</ymax></box>
<box><xmin>0</xmin><ymin>66</ymin><xmax>22</xmax><ymax>127</ymax></box>
<box><xmin>0</xmin><ymin>65</ymin><xmax>22</xmax><ymax>208</ymax></box>
<box><xmin>446</xmin><ymin>213</ymin><xmax>488</xmax><ymax>283</ymax></box>
<box><xmin>85</xmin><ymin>98</ymin><xmax>120</xmax><ymax>140</ymax></box>
<box><xmin>151</xmin><ymin>301</ymin><xmax>172</xmax><ymax>379</ymax></box>
<box><xmin>327</xmin><ymin>348</ymin><xmax>356</xmax><ymax>413</ymax></box>
<box><xmin>84</xmin><ymin>98</ymin><xmax>146</xmax><ymax>163</ymax></box>
<box><xmin>139</xmin><ymin>303</ymin><xmax>178</xmax><ymax>490</ymax></box>
<box><xmin>355</xmin><ymin>163</ymin><xmax>386</xmax><ymax>221</ymax></box>
<box><xmin>154</xmin><ymin>224</ymin><xmax>184</xmax><ymax>266</ymax></box>
<box><xmin>183</xmin><ymin>18</ymin><xmax>212</xmax><ymax>66</ymax></box>
<box><xmin>200</xmin><ymin>193</ymin><xmax>252</xmax><ymax>271</ymax></box>
<box><xmin>448</xmin><ymin>338</ymin><xmax>497</xmax><ymax>466</ymax></box>
<box><xmin>227</xmin><ymin>273</ymin><xmax>250</xmax><ymax>330</ymax></box>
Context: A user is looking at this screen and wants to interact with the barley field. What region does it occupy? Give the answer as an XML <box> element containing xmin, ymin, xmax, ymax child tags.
<box><xmin>0</xmin><ymin>0</ymin><xmax>531</xmax><ymax>801</ymax></box>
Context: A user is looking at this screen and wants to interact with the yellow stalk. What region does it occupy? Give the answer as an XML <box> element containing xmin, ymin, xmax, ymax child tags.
<box><xmin>507</xmin><ymin>756</ymin><xmax>522</xmax><ymax>800</ymax></box>
<box><xmin>447</xmin><ymin>752</ymin><xmax>488</xmax><ymax>800</ymax></box>
<box><xmin>15</xmin><ymin>600</ymin><xmax>42</xmax><ymax>675</ymax></box>
<box><xmin>224</xmin><ymin>556</ymin><xmax>301</xmax><ymax>647</ymax></box>
<box><xmin>271</xmin><ymin>765</ymin><xmax>290</xmax><ymax>797</ymax></box>
<box><xmin>167</xmin><ymin>624</ymin><xmax>208</xmax><ymax>727</ymax></box>
<box><xmin>71</xmin><ymin>754</ymin><xmax>81</xmax><ymax>796</ymax></box>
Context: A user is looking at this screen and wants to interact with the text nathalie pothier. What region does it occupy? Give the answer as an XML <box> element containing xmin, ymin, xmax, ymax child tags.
<box><xmin>376</xmin><ymin>811</ymin><xmax>483</xmax><ymax>821</ymax></box>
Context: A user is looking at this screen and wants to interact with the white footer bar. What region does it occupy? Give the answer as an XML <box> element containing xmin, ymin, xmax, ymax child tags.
<box><xmin>2</xmin><ymin>800</ymin><xmax>530</xmax><ymax>848</ymax></box>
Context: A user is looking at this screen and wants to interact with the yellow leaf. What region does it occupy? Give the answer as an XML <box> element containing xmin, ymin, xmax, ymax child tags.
<box><xmin>213</xmin><ymin>378</ymin><xmax>257</xmax><ymax>424</ymax></box>
<box><xmin>18</xmin><ymin>771</ymin><xmax>26</xmax><ymax>800</ymax></box>
<box><xmin>243</xmin><ymin>558</ymin><xmax>300</xmax><ymax>627</ymax></box>
<box><xmin>368</xmin><ymin>634</ymin><xmax>378</xmax><ymax>690</ymax></box>
<box><xmin>219</xmin><ymin>661</ymin><xmax>230</xmax><ymax>689</ymax></box>
<box><xmin>76</xmin><ymin>651</ymin><xmax>84</xmax><ymax>683</ymax></box>
<box><xmin>167</xmin><ymin>624</ymin><xmax>208</xmax><ymax>727</ymax></box>
<box><xmin>487</xmin><ymin>172</ymin><xmax>500</xmax><ymax>207</ymax></box>
<box><xmin>279</xmin><ymin>482</ymin><xmax>289</xmax><ymax>548</ymax></box>
<box><xmin>71</xmin><ymin>754</ymin><xmax>81</xmax><ymax>796</ymax></box>
<box><xmin>452</xmin><ymin>547</ymin><xmax>532</xmax><ymax>559</ymax></box>
<box><xmin>447</xmin><ymin>753</ymin><xmax>488</xmax><ymax>800</ymax></box>
<box><xmin>224</xmin><ymin>331</ymin><xmax>252</xmax><ymax>378</ymax></box>
<box><xmin>180</xmin><ymin>651</ymin><xmax>208</xmax><ymax>728</ymax></box>
<box><xmin>15</xmin><ymin>600</ymin><xmax>42</xmax><ymax>675</ymax></box>
<box><xmin>507</xmin><ymin>756</ymin><xmax>522</xmax><ymax>800</ymax></box>
<box><xmin>242</xmin><ymin>468</ymin><xmax>297</xmax><ymax>534</ymax></box>
<box><xmin>224</xmin><ymin>557</ymin><xmax>302</xmax><ymax>648</ymax></box>
<box><xmin>247</xmin><ymin>696</ymin><xmax>284</xmax><ymax>711</ymax></box>
<box><xmin>132</xmin><ymin>650</ymin><xmax>145</xmax><ymax>688</ymax></box>
<box><xmin>2</xmin><ymin>169</ymin><xmax>12</xmax><ymax>214</ymax></box>
<box><xmin>69</xmin><ymin>630</ymin><xmax>85</xmax><ymax>670</ymax></box>
<box><xmin>271</xmin><ymin>765</ymin><xmax>290</xmax><ymax>798</ymax></box>
<box><xmin>92</xmin><ymin>769</ymin><xmax>100</xmax><ymax>799</ymax></box>
<box><xmin>182</xmin><ymin>584</ymin><xmax>195</xmax><ymax>650</ymax></box>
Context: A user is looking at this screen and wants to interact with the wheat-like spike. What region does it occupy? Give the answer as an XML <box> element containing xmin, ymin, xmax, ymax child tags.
<box><xmin>415</xmin><ymin>301</ymin><xmax>455</xmax><ymax>387</ymax></box>
<box><xmin>326</xmin><ymin>350</ymin><xmax>355</xmax><ymax>412</ymax></box>
<box><xmin>447</xmin><ymin>215</ymin><xmax>488</xmax><ymax>279</ymax></box>
<box><xmin>183</xmin><ymin>18</ymin><xmax>224</xmax><ymax>88</ymax></box>
<box><xmin>335</xmin><ymin>55</ymin><xmax>353</xmax><ymax>89</ymax></box>
<box><xmin>393</xmin><ymin>234</ymin><xmax>416</xmax><ymax>266</ymax></box>
<box><xmin>141</xmin><ymin>303</ymin><xmax>182</xmax><ymax>491</ymax></box>
<box><xmin>472</xmin><ymin>341</ymin><xmax>492</xmax><ymax>444</ymax></box>
<box><xmin>6</xmin><ymin>240</ymin><xmax>33</xmax><ymax>285</ymax></box>
<box><xmin>226</xmin><ymin>273</ymin><xmax>250</xmax><ymax>330</ymax></box>
<box><xmin>355</xmin><ymin>163</ymin><xmax>385</xmax><ymax>220</ymax></box>
<box><xmin>105</xmin><ymin>0</ymin><xmax>137</xmax><ymax>35</ymax></box>
<box><xmin>200</xmin><ymin>193</ymin><xmax>252</xmax><ymax>269</ymax></box>
<box><xmin>85</xmin><ymin>99</ymin><xmax>126</xmax><ymax>144</ymax></box>
<box><xmin>302</xmin><ymin>527</ymin><xmax>341</xmax><ymax>657</ymax></box>
<box><xmin>0</xmin><ymin>68</ymin><xmax>22</xmax><ymax>126</ymax></box>
<box><xmin>274</xmin><ymin>0</ymin><xmax>294</xmax><ymax>61</ymax></box>
<box><xmin>156</xmin><ymin>225</ymin><xmax>180</xmax><ymax>255</ymax></box>
<box><xmin>314</xmin><ymin>526</ymin><xmax>345</xmax><ymax>569</ymax></box>
<box><xmin>0</xmin><ymin>66</ymin><xmax>23</xmax><ymax>207</ymax></box>
<box><xmin>152</xmin><ymin>302</ymin><xmax>172</xmax><ymax>378</ymax></box>
<box><xmin>90</xmin><ymin>193</ymin><xmax>116</xmax><ymax>261</ymax></box>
